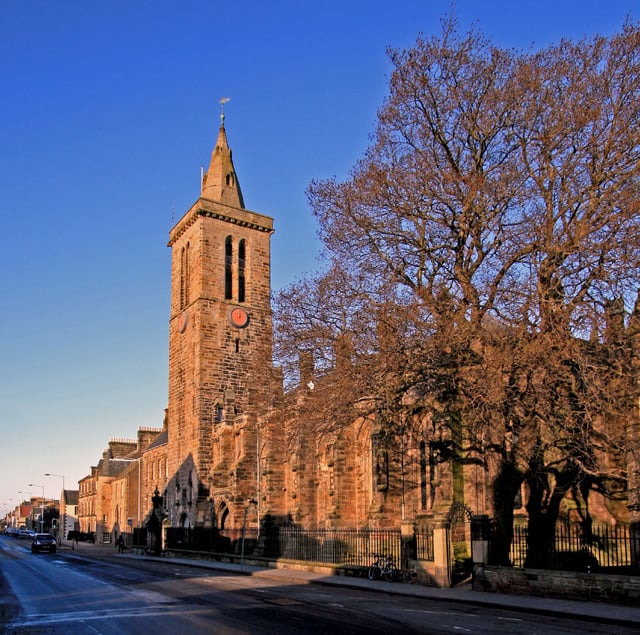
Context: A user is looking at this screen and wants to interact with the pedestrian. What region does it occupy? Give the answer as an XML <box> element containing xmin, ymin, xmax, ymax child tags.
<box><xmin>116</xmin><ymin>534</ymin><xmax>125</xmax><ymax>553</ymax></box>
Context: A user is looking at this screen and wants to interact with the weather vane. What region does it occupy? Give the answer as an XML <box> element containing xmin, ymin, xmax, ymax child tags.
<box><xmin>219</xmin><ymin>97</ymin><xmax>230</xmax><ymax>124</ymax></box>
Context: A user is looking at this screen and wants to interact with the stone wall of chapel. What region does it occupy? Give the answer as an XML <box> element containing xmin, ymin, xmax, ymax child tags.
<box><xmin>271</xmin><ymin>407</ymin><xmax>481</xmax><ymax>531</ymax></box>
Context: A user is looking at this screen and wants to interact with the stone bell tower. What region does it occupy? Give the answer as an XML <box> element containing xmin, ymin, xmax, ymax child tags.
<box><xmin>165</xmin><ymin>105</ymin><xmax>274</xmax><ymax>529</ymax></box>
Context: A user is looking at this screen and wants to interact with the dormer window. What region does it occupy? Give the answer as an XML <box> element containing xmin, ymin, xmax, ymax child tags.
<box><xmin>225</xmin><ymin>173</ymin><xmax>235</xmax><ymax>187</ymax></box>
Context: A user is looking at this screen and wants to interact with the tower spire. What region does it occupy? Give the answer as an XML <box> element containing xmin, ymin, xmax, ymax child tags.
<box><xmin>200</xmin><ymin>97</ymin><xmax>245</xmax><ymax>208</ymax></box>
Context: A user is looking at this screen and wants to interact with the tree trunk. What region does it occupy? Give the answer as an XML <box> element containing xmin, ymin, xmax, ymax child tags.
<box><xmin>491</xmin><ymin>460</ymin><xmax>523</xmax><ymax>565</ymax></box>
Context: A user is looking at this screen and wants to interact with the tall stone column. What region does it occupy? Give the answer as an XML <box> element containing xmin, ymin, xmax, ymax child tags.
<box><xmin>431</xmin><ymin>516</ymin><xmax>451</xmax><ymax>588</ymax></box>
<box><xmin>400</xmin><ymin>519</ymin><xmax>416</xmax><ymax>577</ymax></box>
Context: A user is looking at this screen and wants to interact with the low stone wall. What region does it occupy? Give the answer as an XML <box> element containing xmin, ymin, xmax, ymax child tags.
<box><xmin>159</xmin><ymin>549</ymin><xmax>361</xmax><ymax>577</ymax></box>
<box><xmin>475</xmin><ymin>565</ymin><xmax>640</xmax><ymax>605</ymax></box>
<box><xmin>408</xmin><ymin>559</ymin><xmax>449</xmax><ymax>587</ymax></box>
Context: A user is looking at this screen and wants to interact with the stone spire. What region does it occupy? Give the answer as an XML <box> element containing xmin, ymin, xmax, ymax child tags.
<box><xmin>200</xmin><ymin>101</ymin><xmax>245</xmax><ymax>209</ymax></box>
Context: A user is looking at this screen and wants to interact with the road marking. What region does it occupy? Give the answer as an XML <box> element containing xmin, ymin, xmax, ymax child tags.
<box><xmin>400</xmin><ymin>608</ymin><xmax>459</xmax><ymax>616</ymax></box>
<box><xmin>266</xmin><ymin>598</ymin><xmax>303</xmax><ymax>606</ymax></box>
<box><xmin>7</xmin><ymin>603</ymin><xmax>208</xmax><ymax>629</ymax></box>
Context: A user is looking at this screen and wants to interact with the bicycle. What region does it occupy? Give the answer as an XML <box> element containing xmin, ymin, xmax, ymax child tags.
<box><xmin>367</xmin><ymin>553</ymin><xmax>398</xmax><ymax>582</ymax></box>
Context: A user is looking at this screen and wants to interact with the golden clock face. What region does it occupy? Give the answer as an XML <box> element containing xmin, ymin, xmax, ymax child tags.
<box><xmin>229</xmin><ymin>307</ymin><xmax>249</xmax><ymax>328</ymax></box>
<box><xmin>178</xmin><ymin>311</ymin><xmax>188</xmax><ymax>333</ymax></box>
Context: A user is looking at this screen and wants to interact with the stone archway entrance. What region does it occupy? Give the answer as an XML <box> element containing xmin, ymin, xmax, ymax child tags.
<box><xmin>448</xmin><ymin>503</ymin><xmax>474</xmax><ymax>585</ymax></box>
<box><xmin>219</xmin><ymin>504</ymin><xmax>229</xmax><ymax>531</ymax></box>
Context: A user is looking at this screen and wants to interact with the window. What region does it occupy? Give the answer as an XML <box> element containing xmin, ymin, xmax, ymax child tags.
<box><xmin>185</xmin><ymin>243</ymin><xmax>190</xmax><ymax>305</ymax></box>
<box><xmin>238</xmin><ymin>239</ymin><xmax>246</xmax><ymax>302</ymax></box>
<box><xmin>225</xmin><ymin>236</ymin><xmax>233</xmax><ymax>300</ymax></box>
<box><xmin>420</xmin><ymin>441</ymin><xmax>427</xmax><ymax>510</ymax></box>
<box><xmin>180</xmin><ymin>242</ymin><xmax>190</xmax><ymax>309</ymax></box>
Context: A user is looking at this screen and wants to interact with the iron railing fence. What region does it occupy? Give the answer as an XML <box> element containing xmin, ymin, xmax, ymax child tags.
<box><xmin>278</xmin><ymin>527</ymin><xmax>402</xmax><ymax>567</ymax></box>
<box><xmin>132</xmin><ymin>527</ymin><xmax>147</xmax><ymax>547</ymax></box>
<box><xmin>496</xmin><ymin>524</ymin><xmax>638</xmax><ymax>574</ymax></box>
<box><xmin>165</xmin><ymin>526</ymin><xmax>234</xmax><ymax>553</ymax></box>
<box><xmin>416</xmin><ymin>527</ymin><xmax>435</xmax><ymax>561</ymax></box>
<box><xmin>163</xmin><ymin>525</ymin><xmax>406</xmax><ymax>567</ymax></box>
<box><xmin>159</xmin><ymin>524</ymin><xmax>437</xmax><ymax>566</ymax></box>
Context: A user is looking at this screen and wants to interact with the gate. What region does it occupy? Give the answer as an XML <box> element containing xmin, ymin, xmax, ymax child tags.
<box><xmin>447</xmin><ymin>503</ymin><xmax>473</xmax><ymax>585</ymax></box>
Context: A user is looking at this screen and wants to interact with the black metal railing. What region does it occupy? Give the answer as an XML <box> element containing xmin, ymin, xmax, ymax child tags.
<box><xmin>165</xmin><ymin>526</ymin><xmax>233</xmax><ymax>553</ymax></box>
<box><xmin>495</xmin><ymin>523</ymin><xmax>638</xmax><ymax>573</ymax></box>
<box><xmin>132</xmin><ymin>527</ymin><xmax>147</xmax><ymax>547</ymax></box>
<box><xmin>416</xmin><ymin>527</ymin><xmax>435</xmax><ymax>561</ymax></box>
<box><xmin>278</xmin><ymin>527</ymin><xmax>402</xmax><ymax>567</ymax></box>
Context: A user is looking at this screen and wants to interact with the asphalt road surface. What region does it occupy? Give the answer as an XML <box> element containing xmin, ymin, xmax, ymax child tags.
<box><xmin>0</xmin><ymin>536</ymin><xmax>634</xmax><ymax>634</ymax></box>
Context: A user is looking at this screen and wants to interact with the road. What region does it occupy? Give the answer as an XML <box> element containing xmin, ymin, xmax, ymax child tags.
<box><xmin>0</xmin><ymin>536</ymin><xmax>634</xmax><ymax>634</ymax></box>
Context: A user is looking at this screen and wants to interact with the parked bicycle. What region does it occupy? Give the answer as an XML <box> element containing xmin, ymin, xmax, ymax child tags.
<box><xmin>368</xmin><ymin>553</ymin><xmax>398</xmax><ymax>582</ymax></box>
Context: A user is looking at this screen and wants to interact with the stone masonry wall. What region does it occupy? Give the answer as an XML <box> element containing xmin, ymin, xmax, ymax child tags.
<box><xmin>476</xmin><ymin>565</ymin><xmax>640</xmax><ymax>605</ymax></box>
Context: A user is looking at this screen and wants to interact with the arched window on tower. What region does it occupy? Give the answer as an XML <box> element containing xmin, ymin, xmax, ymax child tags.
<box><xmin>225</xmin><ymin>236</ymin><xmax>233</xmax><ymax>300</ymax></box>
<box><xmin>420</xmin><ymin>441</ymin><xmax>428</xmax><ymax>510</ymax></box>
<box><xmin>225</xmin><ymin>172</ymin><xmax>235</xmax><ymax>187</ymax></box>
<box><xmin>238</xmin><ymin>239</ymin><xmax>246</xmax><ymax>303</ymax></box>
<box><xmin>180</xmin><ymin>247</ymin><xmax>185</xmax><ymax>309</ymax></box>
<box><xmin>184</xmin><ymin>242</ymin><xmax>190</xmax><ymax>306</ymax></box>
<box><xmin>179</xmin><ymin>242</ymin><xmax>190</xmax><ymax>309</ymax></box>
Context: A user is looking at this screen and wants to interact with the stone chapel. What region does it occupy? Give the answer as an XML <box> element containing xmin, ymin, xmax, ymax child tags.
<box><xmin>78</xmin><ymin>112</ymin><xmax>637</xmax><ymax>557</ymax></box>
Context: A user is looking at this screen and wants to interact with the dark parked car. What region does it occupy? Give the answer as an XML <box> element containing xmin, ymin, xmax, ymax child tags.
<box><xmin>31</xmin><ymin>533</ymin><xmax>57</xmax><ymax>553</ymax></box>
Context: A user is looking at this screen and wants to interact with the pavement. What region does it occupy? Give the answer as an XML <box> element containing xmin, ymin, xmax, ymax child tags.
<box><xmin>61</xmin><ymin>540</ymin><xmax>640</xmax><ymax>630</ymax></box>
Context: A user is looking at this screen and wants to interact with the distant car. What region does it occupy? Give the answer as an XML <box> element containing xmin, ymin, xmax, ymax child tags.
<box><xmin>31</xmin><ymin>533</ymin><xmax>57</xmax><ymax>553</ymax></box>
<box><xmin>18</xmin><ymin>529</ymin><xmax>35</xmax><ymax>540</ymax></box>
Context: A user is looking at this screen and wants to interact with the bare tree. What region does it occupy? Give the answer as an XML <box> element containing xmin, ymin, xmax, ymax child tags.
<box><xmin>275</xmin><ymin>16</ymin><xmax>640</xmax><ymax>564</ymax></box>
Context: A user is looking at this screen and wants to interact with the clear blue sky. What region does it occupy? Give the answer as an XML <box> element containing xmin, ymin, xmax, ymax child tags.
<box><xmin>1</xmin><ymin>0</ymin><xmax>636</xmax><ymax>512</ymax></box>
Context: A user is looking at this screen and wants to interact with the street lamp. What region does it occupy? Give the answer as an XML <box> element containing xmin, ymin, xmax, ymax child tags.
<box><xmin>28</xmin><ymin>484</ymin><xmax>45</xmax><ymax>532</ymax></box>
<box><xmin>45</xmin><ymin>473</ymin><xmax>65</xmax><ymax>540</ymax></box>
<box><xmin>240</xmin><ymin>498</ymin><xmax>258</xmax><ymax>571</ymax></box>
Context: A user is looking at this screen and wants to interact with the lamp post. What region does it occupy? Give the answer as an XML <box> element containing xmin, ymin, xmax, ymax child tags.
<box><xmin>240</xmin><ymin>498</ymin><xmax>258</xmax><ymax>571</ymax></box>
<box><xmin>28</xmin><ymin>484</ymin><xmax>45</xmax><ymax>532</ymax></box>
<box><xmin>45</xmin><ymin>473</ymin><xmax>65</xmax><ymax>540</ymax></box>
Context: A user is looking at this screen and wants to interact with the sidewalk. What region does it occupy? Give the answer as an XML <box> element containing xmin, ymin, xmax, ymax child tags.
<box><xmin>62</xmin><ymin>541</ymin><xmax>640</xmax><ymax>629</ymax></box>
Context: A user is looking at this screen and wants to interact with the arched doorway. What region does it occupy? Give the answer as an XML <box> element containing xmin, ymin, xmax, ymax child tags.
<box><xmin>448</xmin><ymin>503</ymin><xmax>474</xmax><ymax>585</ymax></box>
<box><xmin>220</xmin><ymin>505</ymin><xmax>229</xmax><ymax>531</ymax></box>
